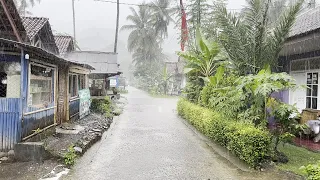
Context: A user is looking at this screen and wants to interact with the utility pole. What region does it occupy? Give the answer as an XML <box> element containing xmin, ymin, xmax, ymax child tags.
<box><xmin>114</xmin><ymin>0</ymin><xmax>120</xmax><ymax>53</ymax></box>
<box><xmin>72</xmin><ymin>0</ymin><xmax>77</xmax><ymax>49</ymax></box>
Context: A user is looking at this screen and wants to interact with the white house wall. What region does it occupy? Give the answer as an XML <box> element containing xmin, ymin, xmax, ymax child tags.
<box><xmin>290</xmin><ymin>70</ymin><xmax>320</xmax><ymax>112</ymax></box>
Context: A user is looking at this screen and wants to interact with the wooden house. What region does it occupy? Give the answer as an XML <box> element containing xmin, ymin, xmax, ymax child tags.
<box><xmin>165</xmin><ymin>56</ymin><xmax>186</xmax><ymax>95</ymax></box>
<box><xmin>0</xmin><ymin>0</ymin><xmax>93</xmax><ymax>151</ymax></box>
<box><xmin>65</xmin><ymin>51</ymin><xmax>122</xmax><ymax>98</ymax></box>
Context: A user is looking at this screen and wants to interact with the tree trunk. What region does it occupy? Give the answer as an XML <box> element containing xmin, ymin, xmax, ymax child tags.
<box><xmin>114</xmin><ymin>0</ymin><xmax>120</xmax><ymax>53</ymax></box>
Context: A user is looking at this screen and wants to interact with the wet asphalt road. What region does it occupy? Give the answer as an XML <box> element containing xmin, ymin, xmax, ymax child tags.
<box><xmin>64</xmin><ymin>87</ymin><xmax>296</xmax><ymax>180</ymax></box>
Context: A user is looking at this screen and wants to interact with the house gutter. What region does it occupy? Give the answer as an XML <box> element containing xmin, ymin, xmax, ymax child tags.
<box><xmin>0</xmin><ymin>0</ymin><xmax>22</xmax><ymax>42</ymax></box>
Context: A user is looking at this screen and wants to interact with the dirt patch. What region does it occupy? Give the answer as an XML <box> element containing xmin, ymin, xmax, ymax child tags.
<box><xmin>0</xmin><ymin>160</ymin><xmax>59</xmax><ymax>180</ymax></box>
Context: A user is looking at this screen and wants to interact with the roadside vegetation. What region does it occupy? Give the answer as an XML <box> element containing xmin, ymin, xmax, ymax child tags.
<box><xmin>176</xmin><ymin>0</ymin><xmax>320</xmax><ymax>178</ymax></box>
<box><xmin>90</xmin><ymin>97</ymin><xmax>114</xmax><ymax>118</ymax></box>
<box><xmin>64</xmin><ymin>145</ymin><xmax>77</xmax><ymax>167</ymax></box>
<box><xmin>123</xmin><ymin>0</ymin><xmax>319</xmax><ymax>178</ymax></box>
<box><xmin>118</xmin><ymin>88</ymin><xmax>128</xmax><ymax>94</ymax></box>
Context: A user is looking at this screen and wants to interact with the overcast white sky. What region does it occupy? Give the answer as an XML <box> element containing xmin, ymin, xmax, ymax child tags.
<box><xmin>29</xmin><ymin>0</ymin><xmax>247</xmax><ymax>54</ymax></box>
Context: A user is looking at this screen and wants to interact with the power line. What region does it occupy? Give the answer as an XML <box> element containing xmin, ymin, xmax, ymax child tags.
<box><xmin>92</xmin><ymin>0</ymin><xmax>243</xmax><ymax>11</ymax></box>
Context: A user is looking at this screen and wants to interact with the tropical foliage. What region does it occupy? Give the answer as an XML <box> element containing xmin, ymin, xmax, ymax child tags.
<box><xmin>214</xmin><ymin>0</ymin><xmax>303</xmax><ymax>74</ymax></box>
<box><xmin>178</xmin><ymin>28</ymin><xmax>228</xmax><ymax>82</ymax></box>
<box><xmin>178</xmin><ymin>0</ymin><xmax>306</xmax><ymax>167</ymax></box>
<box><xmin>13</xmin><ymin>0</ymin><xmax>41</xmax><ymax>15</ymax></box>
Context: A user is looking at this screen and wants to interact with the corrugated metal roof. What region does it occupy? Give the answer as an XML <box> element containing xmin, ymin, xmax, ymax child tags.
<box><xmin>65</xmin><ymin>51</ymin><xmax>119</xmax><ymax>74</ymax></box>
<box><xmin>21</xmin><ymin>17</ymin><xmax>48</xmax><ymax>40</ymax></box>
<box><xmin>54</xmin><ymin>35</ymin><xmax>73</xmax><ymax>55</ymax></box>
<box><xmin>0</xmin><ymin>38</ymin><xmax>94</xmax><ymax>70</ymax></box>
<box><xmin>289</xmin><ymin>6</ymin><xmax>320</xmax><ymax>38</ymax></box>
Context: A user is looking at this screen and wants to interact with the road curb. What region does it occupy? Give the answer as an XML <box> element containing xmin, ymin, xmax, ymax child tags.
<box><xmin>177</xmin><ymin>114</ymin><xmax>254</xmax><ymax>173</ymax></box>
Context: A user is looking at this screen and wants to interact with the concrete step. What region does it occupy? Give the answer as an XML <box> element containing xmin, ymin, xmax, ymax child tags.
<box><xmin>14</xmin><ymin>142</ymin><xmax>51</xmax><ymax>162</ymax></box>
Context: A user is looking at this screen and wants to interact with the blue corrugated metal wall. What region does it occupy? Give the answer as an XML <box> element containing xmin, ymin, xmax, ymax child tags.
<box><xmin>21</xmin><ymin>104</ymin><xmax>55</xmax><ymax>138</ymax></box>
<box><xmin>69</xmin><ymin>99</ymin><xmax>80</xmax><ymax>121</ymax></box>
<box><xmin>0</xmin><ymin>98</ymin><xmax>21</xmax><ymax>151</ymax></box>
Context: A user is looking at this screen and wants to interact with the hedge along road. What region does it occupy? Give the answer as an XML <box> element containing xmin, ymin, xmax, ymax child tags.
<box><xmin>63</xmin><ymin>87</ymin><xmax>299</xmax><ymax>180</ymax></box>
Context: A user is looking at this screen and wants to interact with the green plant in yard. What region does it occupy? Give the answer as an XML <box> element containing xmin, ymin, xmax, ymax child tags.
<box><xmin>277</xmin><ymin>144</ymin><xmax>320</xmax><ymax>176</ymax></box>
<box><xmin>64</xmin><ymin>145</ymin><xmax>77</xmax><ymax>166</ymax></box>
<box><xmin>177</xmin><ymin>98</ymin><xmax>271</xmax><ymax>167</ymax></box>
<box><xmin>236</xmin><ymin>66</ymin><xmax>298</xmax><ymax>126</ymax></box>
<box><xmin>301</xmin><ymin>162</ymin><xmax>320</xmax><ymax>180</ymax></box>
<box><xmin>214</xmin><ymin>0</ymin><xmax>304</xmax><ymax>74</ymax></box>
<box><xmin>201</xmin><ymin>66</ymin><xmax>298</xmax><ymax>126</ymax></box>
<box><xmin>183</xmin><ymin>72</ymin><xmax>204</xmax><ymax>103</ymax></box>
<box><xmin>267</xmin><ymin>97</ymin><xmax>301</xmax><ymax>162</ymax></box>
<box><xmin>200</xmin><ymin>66</ymin><xmax>244</xmax><ymax>118</ymax></box>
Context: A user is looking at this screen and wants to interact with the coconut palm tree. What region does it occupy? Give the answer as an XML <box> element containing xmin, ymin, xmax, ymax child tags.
<box><xmin>214</xmin><ymin>0</ymin><xmax>304</xmax><ymax>75</ymax></box>
<box><xmin>13</xmin><ymin>0</ymin><xmax>41</xmax><ymax>15</ymax></box>
<box><xmin>149</xmin><ymin>0</ymin><xmax>176</xmax><ymax>39</ymax></box>
<box><xmin>121</xmin><ymin>5</ymin><xmax>156</xmax><ymax>53</ymax></box>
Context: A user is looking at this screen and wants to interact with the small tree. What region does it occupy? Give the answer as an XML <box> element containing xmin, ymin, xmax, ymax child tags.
<box><xmin>268</xmin><ymin>98</ymin><xmax>301</xmax><ymax>162</ymax></box>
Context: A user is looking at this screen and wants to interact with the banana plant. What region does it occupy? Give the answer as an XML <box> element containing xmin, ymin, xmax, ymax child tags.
<box><xmin>177</xmin><ymin>27</ymin><xmax>229</xmax><ymax>83</ymax></box>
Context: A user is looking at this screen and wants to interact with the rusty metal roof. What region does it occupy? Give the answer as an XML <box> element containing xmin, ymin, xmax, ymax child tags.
<box><xmin>21</xmin><ymin>17</ymin><xmax>48</xmax><ymax>40</ymax></box>
<box><xmin>54</xmin><ymin>35</ymin><xmax>74</xmax><ymax>56</ymax></box>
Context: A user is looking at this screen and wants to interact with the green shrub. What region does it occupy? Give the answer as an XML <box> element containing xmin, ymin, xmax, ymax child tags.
<box><xmin>64</xmin><ymin>145</ymin><xmax>77</xmax><ymax>166</ymax></box>
<box><xmin>183</xmin><ymin>73</ymin><xmax>204</xmax><ymax>103</ymax></box>
<box><xmin>90</xmin><ymin>97</ymin><xmax>113</xmax><ymax>116</ymax></box>
<box><xmin>177</xmin><ymin>98</ymin><xmax>272</xmax><ymax>167</ymax></box>
<box><xmin>301</xmin><ymin>162</ymin><xmax>320</xmax><ymax>180</ymax></box>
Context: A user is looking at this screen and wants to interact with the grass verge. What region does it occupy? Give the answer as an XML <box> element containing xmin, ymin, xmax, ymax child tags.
<box><xmin>277</xmin><ymin>143</ymin><xmax>320</xmax><ymax>176</ymax></box>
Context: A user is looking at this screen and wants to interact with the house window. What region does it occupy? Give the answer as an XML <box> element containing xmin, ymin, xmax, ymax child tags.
<box><xmin>78</xmin><ymin>74</ymin><xmax>86</xmax><ymax>90</ymax></box>
<box><xmin>306</xmin><ymin>72</ymin><xmax>318</xmax><ymax>109</ymax></box>
<box><xmin>69</xmin><ymin>74</ymin><xmax>78</xmax><ymax>98</ymax></box>
<box><xmin>69</xmin><ymin>74</ymin><xmax>86</xmax><ymax>98</ymax></box>
<box><xmin>29</xmin><ymin>64</ymin><xmax>54</xmax><ymax>108</ymax></box>
<box><xmin>0</xmin><ymin>72</ymin><xmax>7</xmax><ymax>97</ymax></box>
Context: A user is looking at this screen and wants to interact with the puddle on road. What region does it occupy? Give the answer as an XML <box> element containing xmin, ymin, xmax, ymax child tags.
<box><xmin>39</xmin><ymin>165</ymin><xmax>69</xmax><ymax>180</ymax></box>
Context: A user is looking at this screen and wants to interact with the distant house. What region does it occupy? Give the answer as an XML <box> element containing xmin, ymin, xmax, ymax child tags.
<box><xmin>54</xmin><ymin>35</ymin><xmax>75</xmax><ymax>56</ymax></box>
<box><xmin>165</xmin><ymin>56</ymin><xmax>186</xmax><ymax>95</ymax></box>
<box><xmin>279</xmin><ymin>6</ymin><xmax>320</xmax><ymax>112</ymax></box>
<box><xmin>65</xmin><ymin>51</ymin><xmax>122</xmax><ymax>98</ymax></box>
<box><xmin>21</xmin><ymin>17</ymin><xmax>59</xmax><ymax>54</ymax></box>
<box><xmin>0</xmin><ymin>1</ymin><xmax>93</xmax><ymax>151</ymax></box>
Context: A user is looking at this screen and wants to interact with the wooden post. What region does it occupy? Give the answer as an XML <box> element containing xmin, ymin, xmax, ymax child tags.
<box><xmin>114</xmin><ymin>0</ymin><xmax>120</xmax><ymax>53</ymax></box>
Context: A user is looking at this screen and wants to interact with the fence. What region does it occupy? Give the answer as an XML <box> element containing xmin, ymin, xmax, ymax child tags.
<box><xmin>0</xmin><ymin>60</ymin><xmax>22</xmax><ymax>151</ymax></box>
